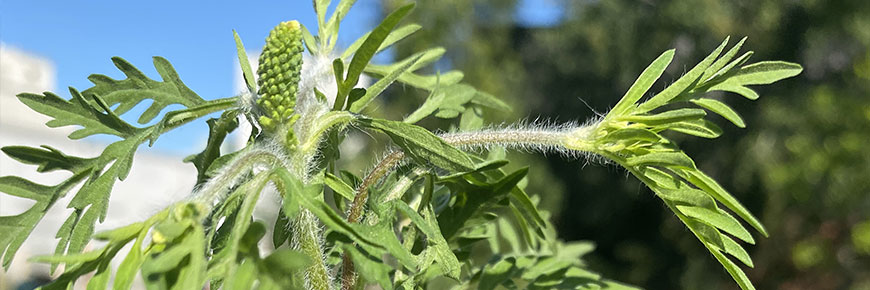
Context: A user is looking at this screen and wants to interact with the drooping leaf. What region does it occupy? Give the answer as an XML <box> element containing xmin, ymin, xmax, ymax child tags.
<box><xmin>184</xmin><ymin>110</ymin><xmax>239</xmax><ymax>185</ymax></box>
<box><xmin>675</xmin><ymin>169</ymin><xmax>767</xmax><ymax>236</ymax></box>
<box><xmin>677</xmin><ymin>206</ymin><xmax>755</xmax><ymax>244</ymax></box>
<box><xmin>359</xmin><ymin>117</ymin><xmax>476</xmax><ymax>172</ymax></box>
<box><xmin>690</xmin><ymin>98</ymin><xmax>746</xmax><ymax>128</ymax></box>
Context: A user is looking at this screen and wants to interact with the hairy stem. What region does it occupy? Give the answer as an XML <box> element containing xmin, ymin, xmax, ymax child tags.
<box><xmin>285</xmin><ymin>111</ymin><xmax>354</xmax><ymax>290</ymax></box>
<box><xmin>439</xmin><ymin>129</ymin><xmax>568</xmax><ymax>149</ymax></box>
<box><xmin>191</xmin><ymin>147</ymin><xmax>284</xmax><ymax>212</ymax></box>
<box><xmin>295</xmin><ymin>210</ymin><xmax>332</xmax><ymax>290</ymax></box>
<box><xmin>346</xmin><ymin>151</ymin><xmax>405</xmax><ymax>223</ymax></box>
<box><xmin>340</xmin><ymin>123</ymin><xmax>599</xmax><ymax>288</ymax></box>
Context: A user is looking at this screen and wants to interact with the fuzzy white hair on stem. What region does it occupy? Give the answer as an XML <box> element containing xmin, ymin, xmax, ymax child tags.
<box><xmin>188</xmin><ymin>142</ymin><xmax>291</xmax><ymax>213</ymax></box>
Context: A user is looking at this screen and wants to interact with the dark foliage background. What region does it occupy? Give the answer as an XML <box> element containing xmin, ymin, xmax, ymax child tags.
<box><xmin>375</xmin><ymin>0</ymin><xmax>870</xmax><ymax>289</ymax></box>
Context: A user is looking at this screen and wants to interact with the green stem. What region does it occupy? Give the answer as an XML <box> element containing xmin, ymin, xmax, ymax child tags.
<box><xmin>340</xmin><ymin>124</ymin><xmax>600</xmax><ymax>289</ymax></box>
<box><xmin>283</xmin><ymin>111</ymin><xmax>353</xmax><ymax>290</ymax></box>
<box><xmin>191</xmin><ymin>147</ymin><xmax>284</xmax><ymax>212</ymax></box>
<box><xmin>295</xmin><ymin>210</ymin><xmax>333</xmax><ymax>290</ymax></box>
<box><xmin>346</xmin><ymin>151</ymin><xmax>404</xmax><ymax>223</ymax></box>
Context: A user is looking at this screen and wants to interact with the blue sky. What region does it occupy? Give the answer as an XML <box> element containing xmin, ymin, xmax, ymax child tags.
<box><xmin>1</xmin><ymin>0</ymin><xmax>380</xmax><ymax>156</ymax></box>
<box><xmin>1</xmin><ymin>0</ymin><xmax>562</xmax><ymax>156</ymax></box>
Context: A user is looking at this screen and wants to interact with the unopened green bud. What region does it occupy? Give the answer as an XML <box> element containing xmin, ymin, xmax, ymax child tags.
<box><xmin>256</xmin><ymin>20</ymin><xmax>303</xmax><ymax>141</ymax></box>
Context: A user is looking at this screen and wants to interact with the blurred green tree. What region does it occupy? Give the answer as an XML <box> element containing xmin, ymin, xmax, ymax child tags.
<box><xmin>380</xmin><ymin>0</ymin><xmax>870</xmax><ymax>289</ymax></box>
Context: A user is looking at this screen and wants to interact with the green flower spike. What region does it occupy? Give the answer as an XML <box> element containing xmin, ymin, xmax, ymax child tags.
<box><xmin>256</xmin><ymin>20</ymin><xmax>304</xmax><ymax>145</ymax></box>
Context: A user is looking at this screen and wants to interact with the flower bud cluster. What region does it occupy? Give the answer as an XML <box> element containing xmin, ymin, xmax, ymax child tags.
<box><xmin>256</xmin><ymin>20</ymin><xmax>303</xmax><ymax>141</ymax></box>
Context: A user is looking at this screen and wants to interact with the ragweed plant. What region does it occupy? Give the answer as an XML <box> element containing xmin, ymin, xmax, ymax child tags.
<box><xmin>0</xmin><ymin>1</ymin><xmax>801</xmax><ymax>290</ymax></box>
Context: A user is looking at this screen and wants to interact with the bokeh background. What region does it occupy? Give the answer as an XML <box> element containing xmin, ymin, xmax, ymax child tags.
<box><xmin>377</xmin><ymin>0</ymin><xmax>870</xmax><ymax>289</ymax></box>
<box><xmin>2</xmin><ymin>0</ymin><xmax>869</xmax><ymax>289</ymax></box>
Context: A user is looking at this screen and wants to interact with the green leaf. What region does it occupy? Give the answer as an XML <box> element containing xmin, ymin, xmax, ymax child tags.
<box><xmin>393</xmin><ymin>202</ymin><xmax>460</xmax><ymax>278</ymax></box>
<box><xmin>0</xmin><ymin>173</ymin><xmax>86</xmax><ymax>269</ymax></box>
<box><xmin>600</xmin><ymin>128</ymin><xmax>663</xmax><ymax>143</ymax></box>
<box><xmin>300</xmin><ymin>24</ymin><xmax>319</xmax><ymax>54</ymax></box>
<box><xmin>438</xmin><ymin>83</ymin><xmax>478</xmax><ymax>111</ymax></box>
<box><xmin>141</xmin><ymin>223</ymin><xmax>207</xmax><ymax>290</ymax></box>
<box><xmin>151</xmin><ymin>97</ymin><xmax>238</xmax><ymax>143</ymax></box>
<box><xmin>336</xmin><ymin>3</ymin><xmax>414</xmax><ymax>110</ymax></box>
<box><xmin>619</xmin><ymin>108</ymin><xmax>707</xmax><ymax>126</ymax></box>
<box><xmin>313</xmin><ymin>0</ymin><xmax>330</xmax><ymax>42</ymax></box>
<box><xmin>609</xmin><ymin>49</ymin><xmax>675</xmax><ymax>117</ymax></box>
<box><xmin>18</xmin><ymin>89</ymin><xmax>137</xmax><ymax>139</ymax></box>
<box><xmin>351</xmin><ymin>203</ymin><xmax>418</xmax><ymax>272</ymax></box>
<box><xmin>364</xmin><ymin>66</ymin><xmax>464</xmax><ymax>90</ymax></box>
<box><xmin>404</xmin><ymin>83</ymin><xmax>480</xmax><ymax>123</ymax></box>
<box><xmin>676</xmin><ymin>169</ymin><xmax>767</xmax><ymax>236</ymax></box>
<box><xmin>208</xmin><ymin>173</ymin><xmax>269</xmax><ymax>269</ymax></box>
<box><xmin>708</xmin><ymin>51</ymin><xmax>754</xmax><ymax>83</ymax></box>
<box><xmin>34</xmin><ymin>241</ymin><xmax>130</xmax><ymax>290</ymax></box>
<box><xmin>471</xmin><ymin>91</ymin><xmax>512</xmax><ymax>112</ymax></box>
<box><xmin>656</xmin><ymin>186</ymin><xmax>716</xmax><ymax>209</ymax></box>
<box><xmin>112</xmin><ymin>212</ymin><xmax>165</xmax><ymax>290</ymax></box>
<box><xmin>260</xmin><ymin>249</ymin><xmax>310</xmax><ymax>286</ymax></box>
<box><xmin>701</xmin><ymin>37</ymin><xmax>747</xmax><ymax>82</ymax></box>
<box><xmin>717</xmin><ymin>233</ymin><xmax>754</xmax><ymax>267</ymax></box>
<box><xmin>225</xmin><ymin>259</ymin><xmax>258</xmax><ymax>290</ymax></box>
<box><xmin>272</xmin><ymin>208</ymin><xmax>292</xmax><ymax>248</ymax></box>
<box><xmin>710</xmin><ymin>83</ymin><xmax>760</xmax><ymax>100</ymax></box>
<box><xmin>345</xmin><ymin>88</ymin><xmax>367</xmax><ymax>110</ymax></box>
<box><xmin>711</xmin><ymin>250</ymin><xmax>756</xmax><ymax>290</ymax></box>
<box><xmin>7</xmin><ymin>56</ymin><xmax>230</xmax><ymax>269</ymax></box>
<box><xmin>343</xmin><ymin>245</ymin><xmax>394</xmax><ymax>290</ymax></box>
<box><xmin>404</xmin><ymin>82</ymin><xmax>447</xmax><ymax>123</ymax></box>
<box><xmin>358</xmin><ymin>117</ymin><xmax>476</xmax><ymax>172</ymax></box>
<box><xmin>637</xmin><ymin>38</ymin><xmax>729</xmax><ymax>113</ymax></box>
<box><xmin>324</xmin><ymin>172</ymin><xmax>355</xmax><ymax>201</ymax></box>
<box><xmin>677</xmin><ymin>206</ymin><xmax>754</xmax><ymax>244</ymax></box>
<box><xmin>479</xmin><ymin>257</ymin><xmax>518</xmax><ymax>290</ymax></box>
<box><xmin>380</xmin><ymin>47</ymin><xmax>446</xmax><ymax>73</ymax></box>
<box><xmin>349</xmin><ymin>52</ymin><xmax>425</xmax><ymax>112</ymax></box>
<box><xmin>1</xmin><ymin>145</ymin><xmax>94</xmax><ymax>173</ymax></box>
<box><xmin>184</xmin><ymin>110</ymin><xmax>239</xmax><ymax>185</ymax></box>
<box><xmin>341</xmin><ymin>23</ymin><xmax>422</xmax><ymax>60</ymax></box>
<box><xmin>690</xmin><ymin>98</ymin><xmax>745</xmax><ymax>128</ymax></box>
<box><xmin>93</xmin><ymin>222</ymin><xmax>144</xmax><ymax>242</ymax></box>
<box><xmin>7</xmin><ymin>58</ymin><xmax>227</xmax><ymax>268</ymax></box>
<box><xmin>625</xmin><ymin>152</ymin><xmax>696</xmax><ymax>169</ymax></box>
<box><xmin>325</xmin><ymin>0</ymin><xmax>358</xmax><ymax>50</ymax></box>
<box><xmin>438</xmin><ymin>168</ymin><xmax>528</xmax><ymax>240</ymax></box>
<box><xmin>233</xmin><ymin>30</ymin><xmax>256</xmax><ymax>93</ymax></box>
<box><xmin>333</xmin><ymin>58</ymin><xmax>345</xmax><ymax>84</ymax></box>
<box><xmin>83</xmin><ymin>56</ymin><xmax>205</xmax><ymax>124</ymax></box>
<box><xmin>718</xmin><ymin>61</ymin><xmax>803</xmax><ymax>86</ymax></box>
<box><xmin>274</xmin><ymin>169</ymin><xmax>382</xmax><ymax>249</ymax></box>
<box><xmin>663</xmin><ymin>119</ymin><xmax>723</xmax><ymax>138</ymax></box>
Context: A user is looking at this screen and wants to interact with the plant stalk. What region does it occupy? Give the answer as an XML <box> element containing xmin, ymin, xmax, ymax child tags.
<box><xmin>340</xmin><ymin>124</ymin><xmax>598</xmax><ymax>289</ymax></box>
